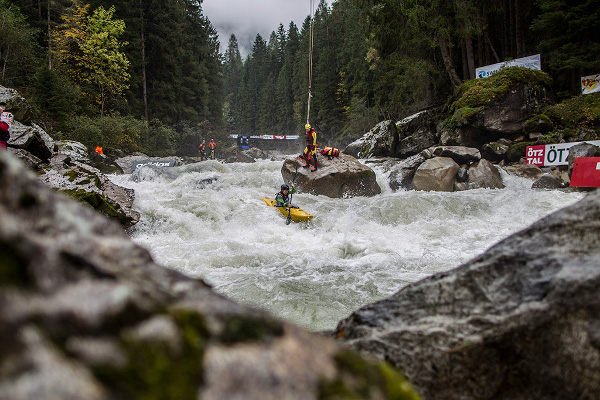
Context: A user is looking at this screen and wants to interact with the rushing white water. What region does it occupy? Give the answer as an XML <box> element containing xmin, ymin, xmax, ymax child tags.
<box><xmin>109</xmin><ymin>158</ymin><xmax>583</xmax><ymax>332</ymax></box>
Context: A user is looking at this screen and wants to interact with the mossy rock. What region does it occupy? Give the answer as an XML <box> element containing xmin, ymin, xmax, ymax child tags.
<box><xmin>452</xmin><ymin>67</ymin><xmax>553</xmax><ymax>111</ymax></box>
<box><xmin>94</xmin><ymin>311</ymin><xmax>208</xmax><ymax>400</ymax></box>
<box><xmin>60</xmin><ymin>189</ymin><xmax>133</xmax><ymax>226</ymax></box>
<box><xmin>507</xmin><ymin>141</ymin><xmax>536</xmax><ymax>163</ymax></box>
<box><xmin>544</xmin><ymin>93</ymin><xmax>600</xmax><ymax>136</ymax></box>
<box><xmin>318</xmin><ymin>349</ymin><xmax>421</xmax><ymax>400</ymax></box>
<box><xmin>524</xmin><ymin>114</ymin><xmax>553</xmax><ymax>133</ymax></box>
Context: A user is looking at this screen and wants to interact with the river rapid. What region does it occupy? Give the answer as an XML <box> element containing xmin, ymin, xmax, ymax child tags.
<box><xmin>109</xmin><ymin>158</ymin><xmax>583</xmax><ymax>332</ymax></box>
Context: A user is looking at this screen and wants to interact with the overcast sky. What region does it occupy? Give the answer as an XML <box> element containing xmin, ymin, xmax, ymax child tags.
<box><xmin>202</xmin><ymin>0</ymin><xmax>327</xmax><ymax>58</ymax></box>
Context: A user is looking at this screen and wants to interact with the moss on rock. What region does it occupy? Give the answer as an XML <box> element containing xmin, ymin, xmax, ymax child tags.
<box><xmin>60</xmin><ymin>189</ymin><xmax>133</xmax><ymax>226</ymax></box>
<box><xmin>452</xmin><ymin>67</ymin><xmax>552</xmax><ymax>111</ymax></box>
<box><xmin>318</xmin><ymin>349</ymin><xmax>421</xmax><ymax>400</ymax></box>
<box><xmin>218</xmin><ymin>314</ymin><xmax>284</xmax><ymax>345</ymax></box>
<box><xmin>94</xmin><ymin>311</ymin><xmax>208</xmax><ymax>400</ymax></box>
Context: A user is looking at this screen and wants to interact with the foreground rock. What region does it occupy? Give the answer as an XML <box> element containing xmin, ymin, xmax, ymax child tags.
<box><xmin>334</xmin><ymin>190</ymin><xmax>600</xmax><ymax>400</ymax></box>
<box><xmin>0</xmin><ymin>151</ymin><xmax>420</xmax><ymax>400</ymax></box>
<box><xmin>281</xmin><ymin>154</ymin><xmax>381</xmax><ymax>198</ymax></box>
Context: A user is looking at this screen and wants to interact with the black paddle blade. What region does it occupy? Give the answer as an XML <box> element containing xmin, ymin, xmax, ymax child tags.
<box><xmin>285</xmin><ymin>215</ymin><xmax>292</xmax><ymax>225</ymax></box>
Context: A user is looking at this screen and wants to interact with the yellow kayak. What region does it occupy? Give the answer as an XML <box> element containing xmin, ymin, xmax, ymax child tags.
<box><xmin>262</xmin><ymin>197</ymin><xmax>313</xmax><ymax>223</ymax></box>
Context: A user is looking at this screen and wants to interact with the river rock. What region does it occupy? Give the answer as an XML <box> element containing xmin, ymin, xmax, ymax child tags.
<box><xmin>566</xmin><ymin>143</ymin><xmax>600</xmax><ymax>179</ymax></box>
<box><xmin>0</xmin><ymin>85</ymin><xmax>33</xmax><ymax>124</ymax></box>
<box><xmin>281</xmin><ymin>154</ymin><xmax>381</xmax><ymax>198</ymax></box>
<box><xmin>432</xmin><ymin>146</ymin><xmax>481</xmax><ymax>165</ymax></box>
<box><xmin>334</xmin><ymin>188</ymin><xmax>600</xmax><ymax>400</ymax></box>
<box><xmin>344</xmin><ymin>120</ymin><xmax>397</xmax><ymax>158</ymax></box>
<box><xmin>464</xmin><ymin>159</ymin><xmax>504</xmax><ymax>189</ymax></box>
<box><xmin>411</xmin><ymin>157</ymin><xmax>459</xmax><ymax>192</ymax></box>
<box><xmin>38</xmin><ymin>152</ymin><xmax>140</xmax><ymax>228</ymax></box>
<box><xmin>482</xmin><ymin>141</ymin><xmax>510</xmax><ymax>162</ymax></box>
<box><xmin>387</xmin><ymin>152</ymin><xmax>430</xmax><ymax>191</ymax></box>
<box><xmin>0</xmin><ymin>151</ymin><xmax>420</xmax><ymax>400</ymax></box>
<box><xmin>7</xmin><ymin>120</ymin><xmax>55</xmax><ymax>162</ymax></box>
<box><xmin>531</xmin><ymin>173</ymin><xmax>564</xmax><ymax>189</ymax></box>
<box><xmin>504</xmin><ymin>163</ymin><xmax>544</xmax><ymax>180</ymax></box>
<box><xmin>396</xmin><ymin>111</ymin><xmax>440</xmax><ymax>158</ymax></box>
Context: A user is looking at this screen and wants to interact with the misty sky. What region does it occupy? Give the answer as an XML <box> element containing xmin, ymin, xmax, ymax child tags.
<box><xmin>202</xmin><ymin>0</ymin><xmax>325</xmax><ymax>58</ymax></box>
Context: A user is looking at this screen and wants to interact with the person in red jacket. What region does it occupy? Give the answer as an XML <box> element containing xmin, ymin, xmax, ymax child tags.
<box><xmin>208</xmin><ymin>138</ymin><xmax>217</xmax><ymax>160</ymax></box>
<box><xmin>0</xmin><ymin>106</ymin><xmax>13</xmax><ymax>150</ymax></box>
<box><xmin>301</xmin><ymin>123</ymin><xmax>318</xmax><ymax>171</ymax></box>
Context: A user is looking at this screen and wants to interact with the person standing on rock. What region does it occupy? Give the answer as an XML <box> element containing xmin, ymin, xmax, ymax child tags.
<box><xmin>301</xmin><ymin>123</ymin><xmax>318</xmax><ymax>172</ymax></box>
<box><xmin>199</xmin><ymin>140</ymin><xmax>206</xmax><ymax>161</ymax></box>
<box><xmin>208</xmin><ymin>138</ymin><xmax>217</xmax><ymax>160</ymax></box>
<box><xmin>0</xmin><ymin>106</ymin><xmax>13</xmax><ymax>150</ymax></box>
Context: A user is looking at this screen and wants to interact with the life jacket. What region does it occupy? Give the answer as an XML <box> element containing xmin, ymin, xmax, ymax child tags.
<box><xmin>321</xmin><ymin>147</ymin><xmax>340</xmax><ymax>157</ymax></box>
<box><xmin>305</xmin><ymin>129</ymin><xmax>316</xmax><ymax>147</ymax></box>
<box><xmin>209</xmin><ymin>140</ymin><xmax>216</xmax><ymax>149</ymax></box>
<box><xmin>95</xmin><ymin>146</ymin><xmax>103</xmax><ymax>155</ymax></box>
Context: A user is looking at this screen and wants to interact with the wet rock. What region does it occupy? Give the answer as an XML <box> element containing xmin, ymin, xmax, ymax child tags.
<box><xmin>432</xmin><ymin>146</ymin><xmax>481</xmax><ymax>165</ymax></box>
<box><xmin>344</xmin><ymin>120</ymin><xmax>397</xmax><ymax>159</ymax></box>
<box><xmin>282</xmin><ymin>154</ymin><xmax>381</xmax><ymax>198</ymax></box>
<box><xmin>411</xmin><ymin>157</ymin><xmax>459</xmax><ymax>192</ymax></box>
<box><xmin>566</xmin><ymin>143</ymin><xmax>600</xmax><ymax>179</ymax></box>
<box><xmin>504</xmin><ymin>163</ymin><xmax>545</xmax><ymax>180</ymax></box>
<box><xmin>334</xmin><ymin>189</ymin><xmax>600</xmax><ymax>400</ymax></box>
<box><xmin>7</xmin><ymin>121</ymin><xmax>55</xmax><ymax>162</ymax></box>
<box><xmin>465</xmin><ymin>159</ymin><xmax>504</xmax><ymax>189</ymax></box>
<box><xmin>532</xmin><ymin>173</ymin><xmax>564</xmax><ymax>189</ymax></box>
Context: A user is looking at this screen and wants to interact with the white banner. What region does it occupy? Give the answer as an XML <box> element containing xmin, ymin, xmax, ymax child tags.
<box><xmin>582</xmin><ymin>74</ymin><xmax>600</xmax><ymax>95</ymax></box>
<box><xmin>476</xmin><ymin>54</ymin><xmax>542</xmax><ymax>79</ymax></box>
<box><xmin>526</xmin><ymin>140</ymin><xmax>600</xmax><ymax>166</ymax></box>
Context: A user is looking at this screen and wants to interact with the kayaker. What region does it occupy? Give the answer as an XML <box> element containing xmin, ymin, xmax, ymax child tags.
<box><xmin>275</xmin><ymin>184</ymin><xmax>296</xmax><ymax>208</ymax></box>
<box><xmin>301</xmin><ymin>124</ymin><xmax>318</xmax><ymax>172</ymax></box>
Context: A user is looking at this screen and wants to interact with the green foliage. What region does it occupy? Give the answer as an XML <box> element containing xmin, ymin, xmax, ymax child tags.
<box><xmin>543</xmin><ymin>92</ymin><xmax>600</xmax><ymax>130</ymax></box>
<box><xmin>452</xmin><ymin>67</ymin><xmax>553</xmax><ymax>110</ymax></box>
<box><xmin>28</xmin><ymin>67</ymin><xmax>83</xmax><ymax>132</ymax></box>
<box><xmin>0</xmin><ymin>0</ymin><xmax>39</xmax><ymax>86</ymax></box>
<box><xmin>61</xmin><ymin>114</ymin><xmax>175</xmax><ymax>156</ymax></box>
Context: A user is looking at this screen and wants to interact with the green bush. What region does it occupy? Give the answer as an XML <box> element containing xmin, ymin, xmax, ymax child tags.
<box><xmin>61</xmin><ymin>114</ymin><xmax>176</xmax><ymax>156</ymax></box>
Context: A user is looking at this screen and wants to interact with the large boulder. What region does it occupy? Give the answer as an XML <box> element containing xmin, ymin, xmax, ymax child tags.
<box><xmin>463</xmin><ymin>159</ymin><xmax>504</xmax><ymax>190</ymax></box>
<box><xmin>7</xmin><ymin>121</ymin><xmax>55</xmax><ymax>162</ymax></box>
<box><xmin>567</xmin><ymin>143</ymin><xmax>600</xmax><ymax>179</ymax></box>
<box><xmin>334</xmin><ymin>189</ymin><xmax>600</xmax><ymax>400</ymax></box>
<box><xmin>410</xmin><ymin>157</ymin><xmax>459</xmax><ymax>192</ymax></box>
<box><xmin>0</xmin><ymin>151</ymin><xmax>420</xmax><ymax>400</ymax></box>
<box><xmin>282</xmin><ymin>154</ymin><xmax>381</xmax><ymax>198</ymax></box>
<box><xmin>38</xmin><ymin>152</ymin><xmax>140</xmax><ymax>228</ymax></box>
<box><xmin>0</xmin><ymin>85</ymin><xmax>33</xmax><ymax>124</ymax></box>
<box><xmin>387</xmin><ymin>151</ymin><xmax>432</xmax><ymax>191</ymax></box>
<box><xmin>396</xmin><ymin>111</ymin><xmax>440</xmax><ymax>158</ymax></box>
<box><xmin>344</xmin><ymin>120</ymin><xmax>398</xmax><ymax>159</ymax></box>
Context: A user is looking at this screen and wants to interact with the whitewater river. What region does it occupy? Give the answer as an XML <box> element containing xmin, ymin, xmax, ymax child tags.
<box><xmin>109</xmin><ymin>158</ymin><xmax>583</xmax><ymax>332</ymax></box>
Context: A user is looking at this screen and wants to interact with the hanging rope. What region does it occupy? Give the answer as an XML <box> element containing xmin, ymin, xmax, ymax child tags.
<box><xmin>306</xmin><ymin>0</ymin><xmax>315</xmax><ymax>125</ymax></box>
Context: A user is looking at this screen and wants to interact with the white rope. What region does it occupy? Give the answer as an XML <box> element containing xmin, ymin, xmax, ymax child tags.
<box><xmin>306</xmin><ymin>0</ymin><xmax>315</xmax><ymax>125</ymax></box>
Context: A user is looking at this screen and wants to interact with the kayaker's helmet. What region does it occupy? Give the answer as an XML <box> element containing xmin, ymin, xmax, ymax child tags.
<box><xmin>281</xmin><ymin>184</ymin><xmax>289</xmax><ymax>191</ymax></box>
<box><xmin>305</xmin><ymin>123</ymin><xmax>311</xmax><ymax>130</ymax></box>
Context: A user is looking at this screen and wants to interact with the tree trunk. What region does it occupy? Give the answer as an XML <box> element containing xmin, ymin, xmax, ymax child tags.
<box><xmin>47</xmin><ymin>0</ymin><xmax>52</xmax><ymax>70</ymax></box>
<box><xmin>140</xmin><ymin>0</ymin><xmax>148</xmax><ymax>121</ymax></box>
<box><xmin>515</xmin><ymin>0</ymin><xmax>523</xmax><ymax>57</ymax></box>
<box><xmin>465</xmin><ymin>34</ymin><xmax>476</xmax><ymax>80</ymax></box>
<box><xmin>439</xmin><ymin>40</ymin><xmax>462</xmax><ymax>92</ymax></box>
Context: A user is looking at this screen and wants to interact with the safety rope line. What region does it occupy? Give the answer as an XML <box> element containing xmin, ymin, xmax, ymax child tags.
<box><xmin>306</xmin><ymin>0</ymin><xmax>315</xmax><ymax>125</ymax></box>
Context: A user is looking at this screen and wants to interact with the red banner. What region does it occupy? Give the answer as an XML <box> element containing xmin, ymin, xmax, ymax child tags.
<box><xmin>570</xmin><ymin>157</ymin><xmax>600</xmax><ymax>187</ymax></box>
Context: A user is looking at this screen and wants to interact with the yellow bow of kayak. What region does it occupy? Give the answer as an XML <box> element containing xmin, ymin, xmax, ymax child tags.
<box><xmin>262</xmin><ymin>197</ymin><xmax>313</xmax><ymax>223</ymax></box>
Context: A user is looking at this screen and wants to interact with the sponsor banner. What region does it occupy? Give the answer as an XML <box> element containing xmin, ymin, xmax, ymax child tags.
<box><xmin>570</xmin><ymin>157</ymin><xmax>600</xmax><ymax>187</ymax></box>
<box><xmin>228</xmin><ymin>134</ymin><xmax>299</xmax><ymax>140</ymax></box>
<box><xmin>526</xmin><ymin>140</ymin><xmax>600</xmax><ymax>166</ymax></box>
<box><xmin>132</xmin><ymin>159</ymin><xmax>176</xmax><ymax>171</ymax></box>
<box><xmin>581</xmin><ymin>74</ymin><xmax>600</xmax><ymax>95</ymax></box>
<box><xmin>476</xmin><ymin>54</ymin><xmax>541</xmax><ymax>79</ymax></box>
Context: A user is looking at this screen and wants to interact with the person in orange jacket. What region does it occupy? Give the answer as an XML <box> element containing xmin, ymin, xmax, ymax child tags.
<box><xmin>301</xmin><ymin>124</ymin><xmax>318</xmax><ymax>171</ymax></box>
<box><xmin>208</xmin><ymin>138</ymin><xmax>217</xmax><ymax>160</ymax></box>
